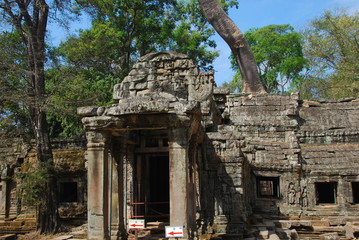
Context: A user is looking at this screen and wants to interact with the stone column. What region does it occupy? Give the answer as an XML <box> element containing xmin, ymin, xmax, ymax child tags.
<box><xmin>111</xmin><ymin>135</ymin><xmax>128</xmax><ymax>240</ymax></box>
<box><xmin>169</xmin><ymin>127</ymin><xmax>190</xmax><ymax>239</ymax></box>
<box><xmin>0</xmin><ymin>166</ymin><xmax>9</xmax><ymax>220</ymax></box>
<box><xmin>86</xmin><ymin>131</ymin><xmax>110</xmax><ymax>240</ymax></box>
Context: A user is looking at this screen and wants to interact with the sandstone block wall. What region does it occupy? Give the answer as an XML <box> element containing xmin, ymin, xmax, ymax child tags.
<box><xmin>0</xmin><ymin>138</ymin><xmax>87</xmax><ymax>224</ymax></box>
<box><xmin>213</xmin><ymin>92</ymin><xmax>359</xmax><ymax>219</ymax></box>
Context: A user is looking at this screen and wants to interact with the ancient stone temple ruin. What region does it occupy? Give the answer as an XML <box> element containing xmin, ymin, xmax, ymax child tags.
<box><xmin>77</xmin><ymin>52</ymin><xmax>359</xmax><ymax>239</ymax></box>
<box><xmin>0</xmin><ymin>138</ymin><xmax>87</xmax><ymax>234</ymax></box>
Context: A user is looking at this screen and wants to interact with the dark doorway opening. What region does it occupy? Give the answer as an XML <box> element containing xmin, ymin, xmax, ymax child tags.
<box><xmin>352</xmin><ymin>182</ymin><xmax>359</xmax><ymax>204</ymax></box>
<box><xmin>256</xmin><ymin>176</ymin><xmax>280</xmax><ymax>198</ymax></box>
<box><xmin>316</xmin><ymin>182</ymin><xmax>337</xmax><ymax>204</ymax></box>
<box><xmin>133</xmin><ymin>154</ymin><xmax>169</xmax><ymax>222</ymax></box>
<box><xmin>59</xmin><ymin>182</ymin><xmax>78</xmax><ymax>202</ymax></box>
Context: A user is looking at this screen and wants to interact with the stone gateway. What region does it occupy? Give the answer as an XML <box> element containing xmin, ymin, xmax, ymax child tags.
<box><xmin>77</xmin><ymin>52</ymin><xmax>359</xmax><ymax>239</ymax></box>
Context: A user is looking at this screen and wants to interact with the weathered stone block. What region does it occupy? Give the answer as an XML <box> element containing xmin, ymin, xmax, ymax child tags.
<box><xmin>258</xmin><ymin>229</ymin><xmax>269</xmax><ymax>239</ymax></box>
<box><xmin>319</xmin><ymin>232</ymin><xmax>339</xmax><ymax>240</ymax></box>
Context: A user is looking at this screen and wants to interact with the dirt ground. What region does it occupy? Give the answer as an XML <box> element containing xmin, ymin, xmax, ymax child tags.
<box><xmin>17</xmin><ymin>232</ymin><xmax>68</xmax><ymax>240</ymax></box>
<box><xmin>16</xmin><ymin>222</ymin><xmax>86</xmax><ymax>240</ymax></box>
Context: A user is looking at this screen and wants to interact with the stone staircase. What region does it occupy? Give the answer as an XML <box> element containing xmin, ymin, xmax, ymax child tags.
<box><xmin>252</xmin><ymin>199</ymin><xmax>280</xmax><ymax>216</ymax></box>
<box><xmin>49</xmin><ymin>224</ymin><xmax>87</xmax><ymax>240</ymax></box>
<box><xmin>0</xmin><ymin>214</ymin><xmax>36</xmax><ymax>235</ymax></box>
<box><xmin>243</xmin><ymin>215</ymin><xmax>359</xmax><ymax>240</ymax></box>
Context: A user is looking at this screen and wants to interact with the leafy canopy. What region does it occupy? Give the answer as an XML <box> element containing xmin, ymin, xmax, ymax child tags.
<box><xmin>248</xmin><ymin>24</ymin><xmax>307</xmax><ymax>93</ymax></box>
<box><xmin>61</xmin><ymin>0</ymin><xmax>239</xmax><ymax>75</ymax></box>
<box><xmin>227</xmin><ymin>24</ymin><xmax>307</xmax><ymax>93</ymax></box>
<box><xmin>300</xmin><ymin>9</ymin><xmax>359</xmax><ymax>100</ymax></box>
<box><xmin>46</xmin><ymin>0</ymin><xmax>238</xmax><ymax>137</ymax></box>
<box><xmin>0</xmin><ymin>31</ymin><xmax>31</xmax><ymax>138</ymax></box>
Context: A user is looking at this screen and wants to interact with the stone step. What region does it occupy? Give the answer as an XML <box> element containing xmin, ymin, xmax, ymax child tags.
<box><xmin>70</xmin><ymin>230</ymin><xmax>87</xmax><ymax>239</ymax></box>
<box><xmin>273</xmin><ymin>220</ymin><xmax>312</xmax><ymax>229</ymax></box>
<box><xmin>0</xmin><ymin>234</ymin><xmax>17</xmax><ymax>240</ymax></box>
<box><xmin>311</xmin><ymin>220</ymin><xmax>330</xmax><ymax>227</ymax></box>
<box><xmin>275</xmin><ymin>228</ymin><xmax>299</xmax><ymax>240</ymax></box>
<box><xmin>0</xmin><ymin>225</ymin><xmax>36</xmax><ymax>234</ymax></box>
<box><xmin>51</xmin><ymin>235</ymin><xmax>73</xmax><ymax>240</ymax></box>
<box><xmin>313</xmin><ymin>226</ymin><xmax>344</xmax><ymax>233</ymax></box>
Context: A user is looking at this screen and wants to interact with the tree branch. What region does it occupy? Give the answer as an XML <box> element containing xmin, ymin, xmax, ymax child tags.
<box><xmin>198</xmin><ymin>0</ymin><xmax>266</xmax><ymax>94</ymax></box>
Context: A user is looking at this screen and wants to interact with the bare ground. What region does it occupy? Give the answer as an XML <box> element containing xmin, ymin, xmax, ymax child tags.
<box><xmin>17</xmin><ymin>232</ymin><xmax>67</xmax><ymax>240</ymax></box>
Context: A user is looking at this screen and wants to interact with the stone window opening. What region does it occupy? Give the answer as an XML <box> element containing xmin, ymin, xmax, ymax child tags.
<box><xmin>352</xmin><ymin>182</ymin><xmax>359</xmax><ymax>204</ymax></box>
<box><xmin>256</xmin><ymin>176</ymin><xmax>280</xmax><ymax>198</ymax></box>
<box><xmin>315</xmin><ymin>182</ymin><xmax>337</xmax><ymax>204</ymax></box>
<box><xmin>58</xmin><ymin>182</ymin><xmax>78</xmax><ymax>203</ymax></box>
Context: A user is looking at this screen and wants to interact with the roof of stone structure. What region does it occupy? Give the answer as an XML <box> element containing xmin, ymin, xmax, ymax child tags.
<box><xmin>113</xmin><ymin>51</ymin><xmax>214</xmax><ymax>102</ymax></box>
<box><xmin>78</xmin><ymin>52</ymin><xmax>216</xmax><ymax>124</ymax></box>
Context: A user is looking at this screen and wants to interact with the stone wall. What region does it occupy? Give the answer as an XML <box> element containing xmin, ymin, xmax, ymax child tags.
<box><xmin>0</xmin><ymin>138</ymin><xmax>87</xmax><ymax>229</ymax></box>
<box><xmin>298</xmin><ymin>100</ymin><xmax>359</xmax><ymax>217</ymax></box>
<box><xmin>212</xmin><ymin>92</ymin><xmax>359</xmax><ymax>220</ymax></box>
<box><xmin>210</xmin><ymin>93</ymin><xmax>302</xmax><ymax>220</ymax></box>
<box><xmin>298</xmin><ymin>99</ymin><xmax>359</xmax><ymax>144</ymax></box>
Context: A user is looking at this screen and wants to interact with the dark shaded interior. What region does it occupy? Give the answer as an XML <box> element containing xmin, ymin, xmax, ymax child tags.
<box><xmin>316</xmin><ymin>182</ymin><xmax>337</xmax><ymax>204</ymax></box>
<box><xmin>352</xmin><ymin>182</ymin><xmax>359</xmax><ymax>204</ymax></box>
<box><xmin>256</xmin><ymin>176</ymin><xmax>280</xmax><ymax>198</ymax></box>
<box><xmin>59</xmin><ymin>182</ymin><xmax>78</xmax><ymax>203</ymax></box>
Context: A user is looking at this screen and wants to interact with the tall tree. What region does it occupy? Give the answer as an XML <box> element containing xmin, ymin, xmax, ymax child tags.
<box><xmin>198</xmin><ymin>0</ymin><xmax>266</xmax><ymax>94</ymax></box>
<box><xmin>301</xmin><ymin>9</ymin><xmax>359</xmax><ymax>100</ymax></box>
<box><xmin>0</xmin><ymin>0</ymin><xmax>59</xmax><ymax>233</ymax></box>
<box><xmin>45</xmin><ymin>0</ymin><xmax>239</xmax><ymax>138</ymax></box>
<box><xmin>230</xmin><ymin>24</ymin><xmax>307</xmax><ymax>93</ymax></box>
<box><xmin>63</xmin><ymin>0</ymin><xmax>225</xmax><ymax>77</ymax></box>
<box><xmin>0</xmin><ymin>31</ymin><xmax>30</xmax><ymax>137</ymax></box>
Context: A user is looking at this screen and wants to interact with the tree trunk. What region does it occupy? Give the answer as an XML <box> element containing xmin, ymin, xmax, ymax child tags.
<box><xmin>198</xmin><ymin>0</ymin><xmax>267</xmax><ymax>94</ymax></box>
<box><xmin>29</xmin><ymin>109</ymin><xmax>59</xmax><ymax>234</ymax></box>
<box><xmin>1</xmin><ymin>0</ymin><xmax>59</xmax><ymax>233</ymax></box>
<box><xmin>27</xmin><ymin>1</ymin><xmax>59</xmax><ymax>234</ymax></box>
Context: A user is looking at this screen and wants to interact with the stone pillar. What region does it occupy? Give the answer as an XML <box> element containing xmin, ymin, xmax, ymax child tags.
<box><xmin>110</xmin><ymin>155</ymin><xmax>119</xmax><ymax>240</ymax></box>
<box><xmin>0</xmin><ymin>166</ymin><xmax>9</xmax><ymax>220</ymax></box>
<box><xmin>0</xmin><ymin>182</ymin><xmax>2</xmax><ymax>218</ymax></box>
<box><xmin>86</xmin><ymin>131</ymin><xmax>110</xmax><ymax>240</ymax></box>
<box><xmin>111</xmin><ymin>135</ymin><xmax>128</xmax><ymax>240</ymax></box>
<box><xmin>169</xmin><ymin>127</ymin><xmax>190</xmax><ymax>239</ymax></box>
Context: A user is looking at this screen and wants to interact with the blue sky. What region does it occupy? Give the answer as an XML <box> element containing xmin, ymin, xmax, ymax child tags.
<box><xmin>48</xmin><ymin>0</ymin><xmax>359</xmax><ymax>86</ymax></box>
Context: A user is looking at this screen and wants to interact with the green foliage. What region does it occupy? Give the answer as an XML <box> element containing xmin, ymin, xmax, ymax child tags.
<box><xmin>301</xmin><ymin>9</ymin><xmax>359</xmax><ymax>100</ymax></box>
<box><xmin>222</xmin><ymin>71</ymin><xmax>242</xmax><ymax>93</ymax></box>
<box><xmin>63</xmin><ymin>0</ymin><xmax>224</xmax><ymax>73</ymax></box>
<box><xmin>45</xmin><ymin>65</ymin><xmax>120</xmax><ymax>138</ymax></box>
<box><xmin>0</xmin><ymin>31</ymin><xmax>31</xmax><ymax>137</ymax></box>
<box><xmin>245</xmin><ymin>24</ymin><xmax>307</xmax><ymax>93</ymax></box>
<box><xmin>48</xmin><ymin>0</ymin><xmax>238</xmax><ymax>137</ymax></box>
<box><xmin>228</xmin><ymin>24</ymin><xmax>307</xmax><ymax>93</ymax></box>
<box><xmin>59</xmin><ymin>21</ymin><xmax>127</xmax><ymax>78</ymax></box>
<box><xmin>2</xmin><ymin>0</ymin><xmax>240</xmax><ymax>138</ymax></box>
<box><xmin>17</xmin><ymin>163</ymin><xmax>51</xmax><ymax>208</ymax></box>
